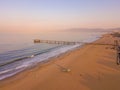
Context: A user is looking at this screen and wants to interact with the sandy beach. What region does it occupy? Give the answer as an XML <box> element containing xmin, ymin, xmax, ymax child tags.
<box><xmin>0</xmin><ymin>33</ymin><xmax>120</xmax><ymax>90</ymax></box>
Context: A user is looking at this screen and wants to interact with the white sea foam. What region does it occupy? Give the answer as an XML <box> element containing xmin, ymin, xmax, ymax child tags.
<box><xmin>0</xmin><ymin>69</ymin><xmax>13</xmax><ymax>74</ymax></box>
<box><xmin>22</xmin><ymin>44</ymin><xmax>81</xmax><ymax>66</ymax></box>
<box><xmin>0</xmin><ymin>35</ymin><xmax>101</xmax><ymax>80</ymax></box>
<box><xmin>0</xmin><ymin>44</ymin><xmax>81</xmax><ymax>80</ymax></box>
<box><xmin>0</xmin><ymin>64</ymin><xmax>29</xmax><ymax>75</ymax></box>
<box><xmin>0</xmin><ymin>69</ymin><xmax>24</xmax><ymax>80</ymax></box>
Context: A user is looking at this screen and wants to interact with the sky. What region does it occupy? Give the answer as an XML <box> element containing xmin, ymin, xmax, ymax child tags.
<box><xmin>0</xmin><ymin>0</ymin><xmax>120</xmax><ymax>33</ymax></box>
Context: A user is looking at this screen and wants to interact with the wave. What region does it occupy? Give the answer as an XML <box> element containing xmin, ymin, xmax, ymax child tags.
<box><xmin>0</xmin><ymin>35</ymin><xmax>100</xmax><ymax>80</ymax></box>
<box><xmin>0</xmin><ymin>44</ymin><xmax>81</xmax><ymax>80</ymax></box>
<box><xmin>0</xmin><ymin>45</ymin><xmax>62</xmax><ymax>66</ymax></box>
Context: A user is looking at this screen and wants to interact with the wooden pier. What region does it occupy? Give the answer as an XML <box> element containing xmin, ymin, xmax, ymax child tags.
<box><xmin>34</xmin><ymin>39</ymin><xmax>115</xmax><ymax>46</ymax></box>
<box><xmin>34</xmin><ymin>39</ymin><xmax>83</xmax><ymax>45</ymax></box>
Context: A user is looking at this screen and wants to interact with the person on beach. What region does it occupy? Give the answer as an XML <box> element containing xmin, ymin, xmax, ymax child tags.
<box><xmin>117</xmin><ymin>46</ymin><xmax>120</xmax><ymax>65</ymax></box>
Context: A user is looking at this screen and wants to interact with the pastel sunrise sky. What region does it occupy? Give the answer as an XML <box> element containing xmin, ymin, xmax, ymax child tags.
<box><xmin>0</xmin><ymin>0</ymin><xmax>120</xmax><ymax>33</ymax></box>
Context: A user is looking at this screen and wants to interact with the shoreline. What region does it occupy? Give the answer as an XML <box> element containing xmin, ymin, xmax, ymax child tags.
<box><xmin>0</xmin><ymin>34</ymin><xmax>100</xmax><ymax>81</ymax></box>
<box><xmin>0</xmin><ymin>33</ymin><xmax>109</xmax><ymax>82</ymax></box>
<box><xmin>1</xmin><ymin>32</ymin><xmax>120</xmax><ymax>90</ymax></box>
<box><xmin>0</xmin><ymin>40</ymin><xmax>86</xmax><ymax>82</ymax></box>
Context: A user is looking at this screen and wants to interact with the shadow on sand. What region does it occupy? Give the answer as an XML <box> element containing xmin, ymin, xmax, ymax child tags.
<box><xmin>80</xmin><ymin>53</ymin><xmax>120</xmax><ymax>90</ymax></box>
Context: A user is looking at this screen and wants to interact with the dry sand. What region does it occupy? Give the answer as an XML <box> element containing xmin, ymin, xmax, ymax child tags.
<box><xmin>0</xmin><ymin>33</ymin><xmax>120</xmax><ymax>90</ymax></box>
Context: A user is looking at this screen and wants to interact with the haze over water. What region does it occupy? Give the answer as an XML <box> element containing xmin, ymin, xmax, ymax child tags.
<box><xmin>0</xmin><ymin>30</ymin><xmax>104</xmax><ymax>53</ymax></box>
<box><xmin>0</xmin><ymin>0</ymin><xmax>120</xmax><ymax>80</ymax></box>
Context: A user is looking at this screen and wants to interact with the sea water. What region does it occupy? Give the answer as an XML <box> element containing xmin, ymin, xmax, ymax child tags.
<box><xmin>0</xmin><ymin>30</ymin><xmax>106</xmax><ymax>80</ymax></box>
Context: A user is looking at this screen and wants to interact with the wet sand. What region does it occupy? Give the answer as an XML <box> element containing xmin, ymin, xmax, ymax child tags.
<box><xmin>0</xmin><ymin>33</ymin><xmax>120</xmax><ymax>90</ymax></box>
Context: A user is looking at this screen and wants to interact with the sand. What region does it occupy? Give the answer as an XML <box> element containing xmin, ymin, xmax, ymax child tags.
<box><xmin>0</xmin><ymin>33</ymin><xmax>120</xmax><ymax>90</ymax></box>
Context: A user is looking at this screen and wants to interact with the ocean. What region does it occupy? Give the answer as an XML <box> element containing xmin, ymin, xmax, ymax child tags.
<box><xmin>0</xmin><ymin>31</ymin><xmax>106</xmax><ymax>80</ymax></box>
